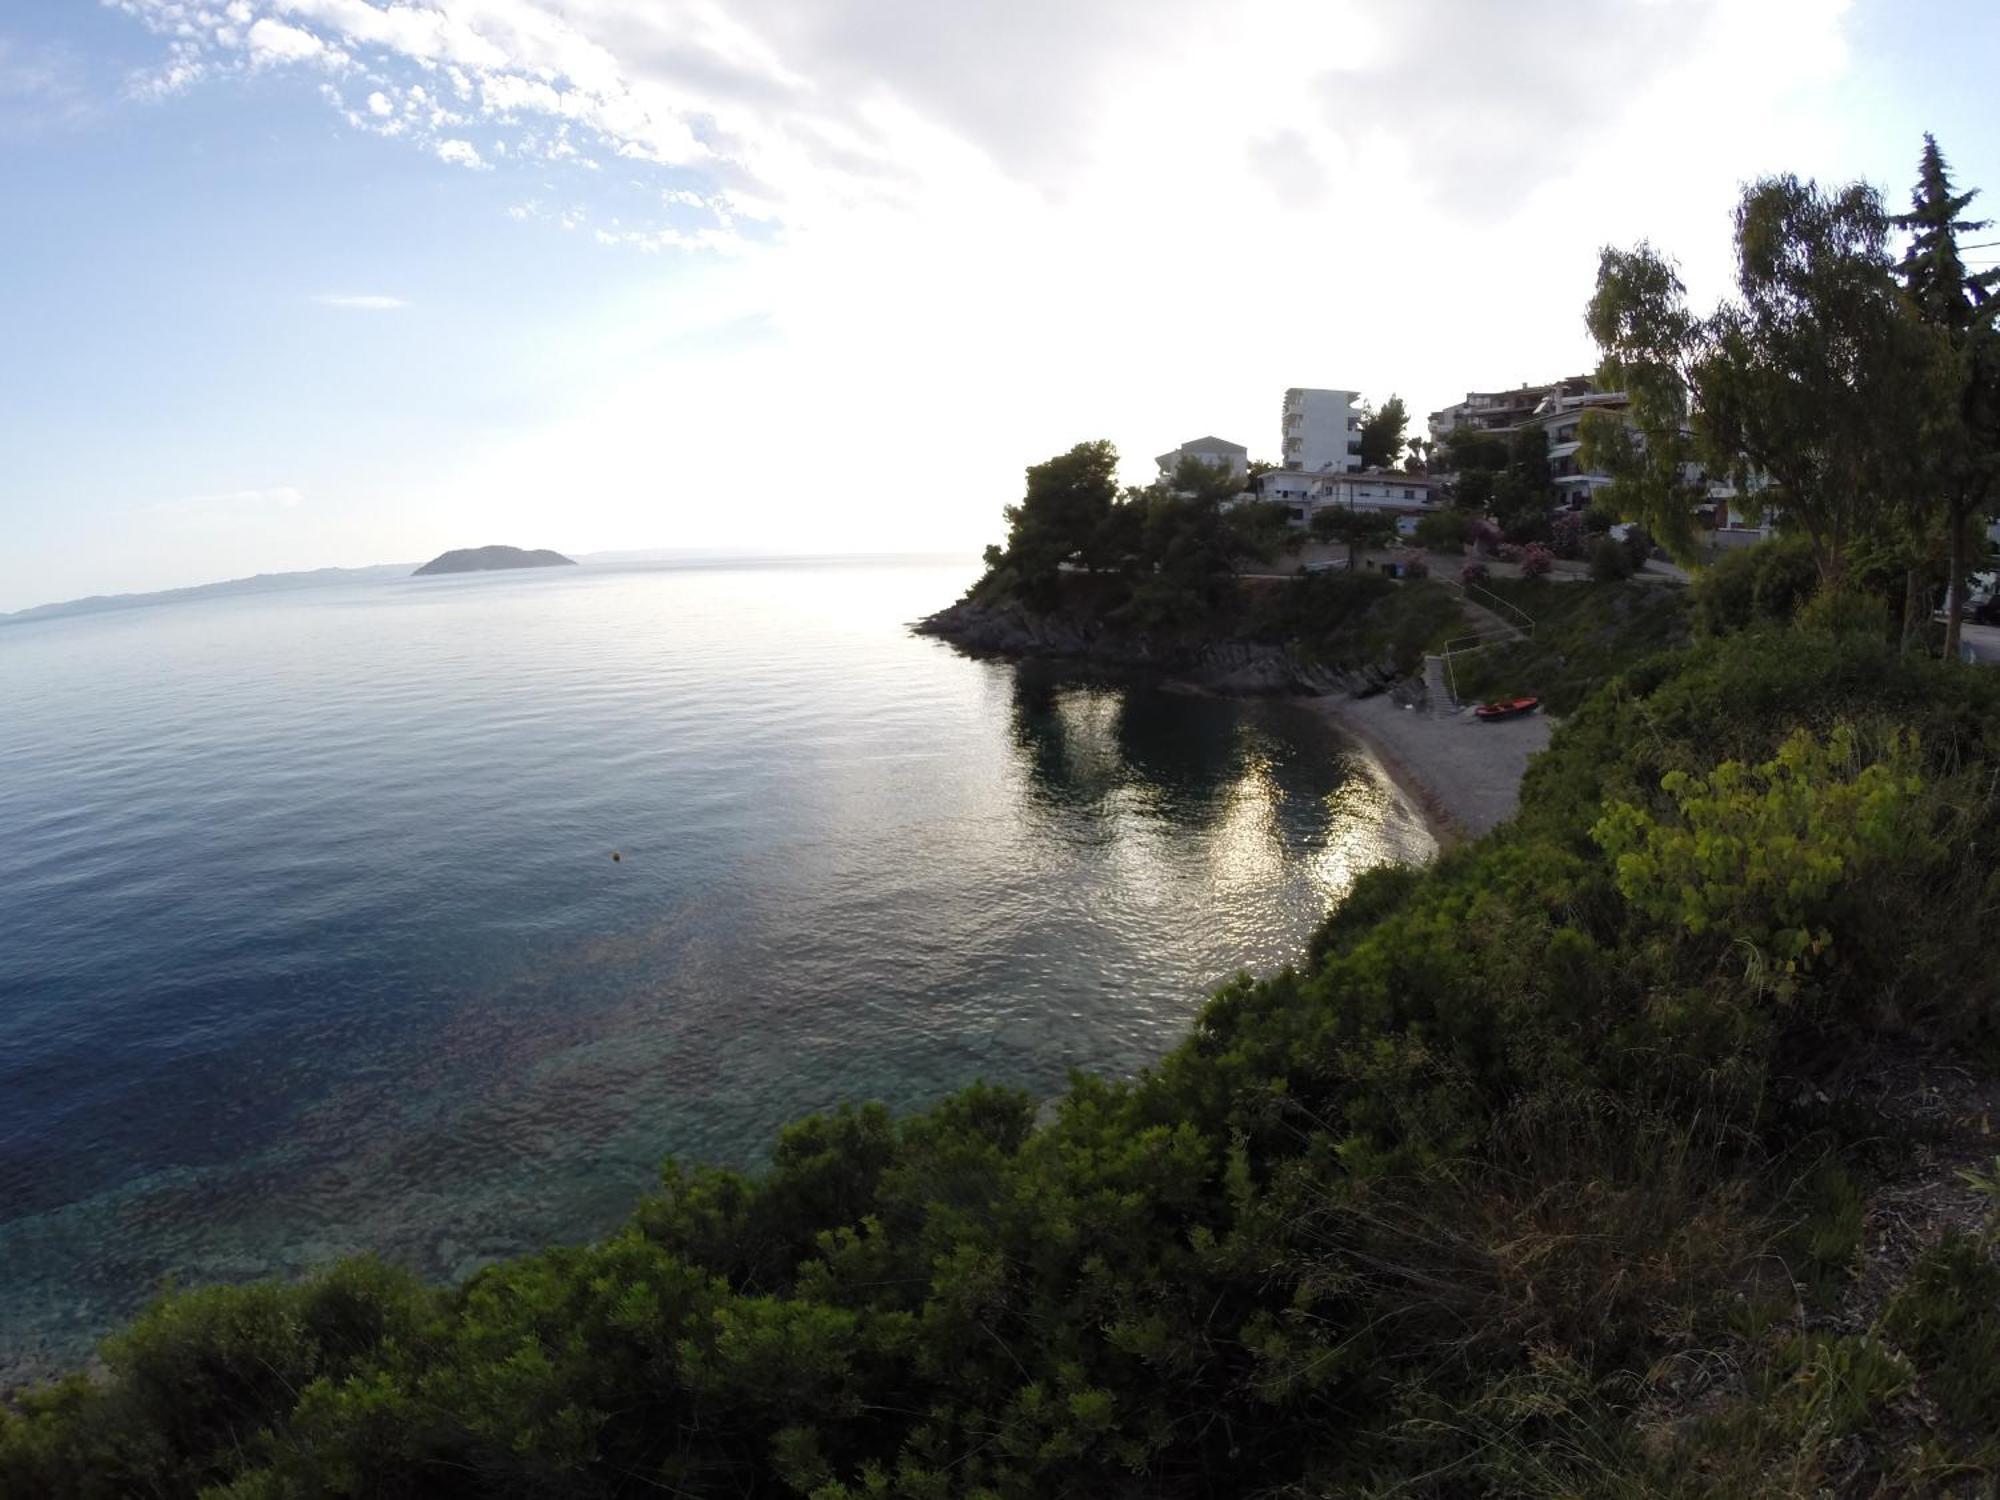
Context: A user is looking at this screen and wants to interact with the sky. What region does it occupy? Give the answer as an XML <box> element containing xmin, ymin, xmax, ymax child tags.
<box><xmin>1</xmin><ymin>0</ymin><xmax>1996</xmax><ymax>611</ymax></box>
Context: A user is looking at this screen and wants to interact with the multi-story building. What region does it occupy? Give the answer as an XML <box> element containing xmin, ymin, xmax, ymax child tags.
<box><xmin>1524</xmin><ymin>387</ymin><xmax>1631</xmax><ymax>510</ymax></box>
<box><xmin>1249</xmin><ymin>468</ymin><xmax>1445</xmax><ymax>526</ymax></box>
<box><xmin>1155</xmin><ymin>435</ymin><xmax>1249</xmax><ymax>481</ymax></box>
<box><xmin>1427</xmin><ymin>376</ymin><xmax>1594</xmax><ymax>445</ymax></box>
<box><xmin>1280</xmin><ymin>388</ymin><xmax>1364</xmax><ymax>473</ymax></box>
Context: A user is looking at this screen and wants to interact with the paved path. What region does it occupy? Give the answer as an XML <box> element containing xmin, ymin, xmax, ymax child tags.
<box><xmin>1311</xmin><ymin>693</ymin><xmax>1552</xmax><ymax>845</ymax></box>
<box><xmin>1958</xmin><ymin>622</ymin><xmax>2000</xmax><ymax>665</ymax></box>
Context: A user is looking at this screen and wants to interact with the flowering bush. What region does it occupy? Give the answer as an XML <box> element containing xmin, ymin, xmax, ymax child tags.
<box><xmin>1519</xmin><ymin>544</ymin><xmax>1554</xmax><ymax>579</ymax></box>
<box><xmin>1469</xmin><ymin>519</ymin><xmax>1503</xmax><ymax>556</ymax></box>
<box><xmin>1399</xmin><ymin>550</ymin><xmax>1430</xmax><ymax>579</ymax></box>
<box><xmin>1551</xmin><ymin>511</ymin><xmax>1585</xmax><ymax>559</ymax></box>
<box><xmin>1495</xmin><ymin>542</ymin><xmax>1523</xmax><ymax>563</ymax></box>
<box><xmin>1459</xmin><ymin>562</ymin><xmax>1491</xmax><ymax>586</ymax></box>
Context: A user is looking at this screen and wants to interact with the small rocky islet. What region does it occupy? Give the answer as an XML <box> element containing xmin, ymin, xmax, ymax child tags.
<box><xmin>412</xmin><ymin>545</ymin><xmax>575</xmax><ymax>577</ymax></box>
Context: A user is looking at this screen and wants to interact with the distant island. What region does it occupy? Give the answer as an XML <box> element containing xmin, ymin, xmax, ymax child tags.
<box><xmin>411</xmin><ymin>545</ymin><xmax>576</xmax><ymax>577</ymax></box>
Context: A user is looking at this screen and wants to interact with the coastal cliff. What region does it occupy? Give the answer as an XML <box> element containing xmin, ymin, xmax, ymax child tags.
<box><xmin>915</xmin><ymin>593</ymin><xmax>1408</xmax><ymax>696</ymax></box>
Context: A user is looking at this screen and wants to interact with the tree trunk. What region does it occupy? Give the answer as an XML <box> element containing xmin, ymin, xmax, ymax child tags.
<box><xmin>1901</xmin><ymin>565</ymin><xmax>1926</xmax><ymax>656</ymax></box>
<box><xmin>1943</xmin><ymin>505</ymin><xmax>1967</xmax><ymax>663</ymax></box>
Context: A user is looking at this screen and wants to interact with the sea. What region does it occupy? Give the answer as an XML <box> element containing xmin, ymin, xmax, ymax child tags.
<box><xmin>0</xmin><ymin>556</ymin><xmax>1432</xmax><ymax>1379</ymax></box>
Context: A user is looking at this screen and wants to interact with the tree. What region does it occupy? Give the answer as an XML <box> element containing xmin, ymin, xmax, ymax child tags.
<box><xmin>1357</xmin><ymin>395</ymin><xmax>1409</xmax><ymax>470</ymax></box>
<box><xmin>1310</xmin><ymin>506</ymin><xmax>1397</xmax><ymax>569</ymax></box>
<box><xmin>1588</xmin><ymin>177</ymin><xmax>1942</xmax><ymax>592</ymax></box>
<box><xmin>1699</xmin><ymin>176</ymin><xmax>1938</xmax><ymax>590</ymax></box>
<box><xmin>986</xmin><ymin>440</ymin><xmax>1123</xmax><ymax>603</ymax></box>
<box><xmin>1441</xmin><ymin>427</ymin><xmax>1509</xmax><ymax>474</ymax></box>
<box><xmin>1582</xmin><ymin>245</ymin><xmax>1712</xmax><ymax>563</ymax></box>
<box><xmin>1893</xmin><ymin>134</ymin><xmax>2000</xmax><ymax>660</ymax></box>
<box><xmin>1491</xmin><ymin>427</ymin><xmax>1553</xmax><ymax>540</ymax></box>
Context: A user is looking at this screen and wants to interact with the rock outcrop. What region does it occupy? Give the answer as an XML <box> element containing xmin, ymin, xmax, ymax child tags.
<box><xmin>915</xmin><ymin>598</ymin><xmax>1398</xmax><ymax>697</ymax></box>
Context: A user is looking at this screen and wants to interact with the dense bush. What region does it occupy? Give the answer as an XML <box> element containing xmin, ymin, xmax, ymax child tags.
<box><xmin>1412</xmin><ymin>510</ymin><xmax>1470</xmax><ymax>554</ymax></box>
<box><xmin>1459</xmin><ymin>561</ymin><xmax>1490</xmax><ymax>586</ymax></box>
<box><xmin>8</xmin><ymin>631</ymin><xmax>2000</xmax><ymax>1497</ymax></box>
<box><xmin>1518</xmin><ymin>543</ymin><xmax>1555</xmax><ymax>578</ymax></box>
<box><xmin>1587</xmin><ymin>534</ymin><xmax>1635</xmax><ymax>581</ymax></box>
<box><xmin>1692</xmin><ymin>535</ymin><xmax>1819</xmax><ymax>635</ymax></box>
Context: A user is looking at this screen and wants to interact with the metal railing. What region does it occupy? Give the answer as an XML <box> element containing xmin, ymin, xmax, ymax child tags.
<box><xmin>1431</xmin><ymin>581</ymin><xmax>1535</xmax><ymax>707</ymax></box>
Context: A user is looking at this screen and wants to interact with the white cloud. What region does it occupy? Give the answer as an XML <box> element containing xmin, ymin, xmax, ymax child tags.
<box><xmin>99</xmin><ymin>0</ymin><xmax>1875</xmax><ymax>561</ymax></box>
<box><xmin>433</xmin><ymin>137</ymin><xmax>486</xmax><ymax>169</ymax></box>
<box><xmin>0</xmin><ymin>38</ymin><xmax>97</xmax><ymax>135</ymax></box>
<box><xmin>312</xmin><ymin>293</ymin><xmax>409</xmax><ymax>310</ymax></box>
<box><xmin>246</xmin><ymin>17</ymin><xmax>332</xmax><ymax>65</ymax></box>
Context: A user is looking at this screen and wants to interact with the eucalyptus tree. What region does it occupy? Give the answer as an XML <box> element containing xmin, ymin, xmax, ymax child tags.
<box><xmin>1586</xmin><ymin>175</ymin><xmax>1940</xmax><ymax>592</ymax></box>
<box><xmin>1582</xmin><ymin>244</ymin><xmax>1712</xmax><ymax>563</ymax></box>
<box><xmin>1703</xmin><ymin>176</ymin><xmax>1940</xmax><ymax>593</ymax></box>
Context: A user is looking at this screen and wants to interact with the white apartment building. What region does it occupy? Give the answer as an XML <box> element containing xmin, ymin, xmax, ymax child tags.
<box><xmin>1280</xmin><ymin>388</ymin><xmax>1364</xmax><ymax>473</ymax></box>
<box><xmin>1155</xmin><ymin>435</ymin><xmax>1250</xmax><ymax>480</ymax></box>
<box><xmin>1250</xmin><ymin>468</ymin><xmax>1444</xmax><ymax>525</ymax></box>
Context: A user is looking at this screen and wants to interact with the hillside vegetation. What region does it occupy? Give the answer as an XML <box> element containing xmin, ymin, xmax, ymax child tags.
<box><xmin>1446</xmin><ymin>576</ymin><xmax>1693</xmax><ymax>713</ymax></box>
<box><xmin>12</xmin><ymin>135</ymin><xmax>2000</xmax><ymax>1497</ymax></box>
<box><xmin>6</xmin><ymin>617</ymin><xmax>2000</xmax><ymax>1497</ymax></box>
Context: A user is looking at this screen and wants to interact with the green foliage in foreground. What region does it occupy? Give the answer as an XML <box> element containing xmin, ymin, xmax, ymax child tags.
<box><xmin>9</xmin><ymin>630</ymin><xmax>2000</xmax><ymax>1497</ymax></box>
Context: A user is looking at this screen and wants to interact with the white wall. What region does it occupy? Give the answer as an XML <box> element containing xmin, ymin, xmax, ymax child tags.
<box><xmin>1282</xmin><ymin>388</ymin><xmax>1362</xmax><ymax>473</ymax></box>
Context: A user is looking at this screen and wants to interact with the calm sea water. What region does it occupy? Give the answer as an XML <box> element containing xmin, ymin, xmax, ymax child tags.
<box><xmin>0</xmin><ymin>557</ymin><xmax>1431</xmax><ymax>1378</ymax></box>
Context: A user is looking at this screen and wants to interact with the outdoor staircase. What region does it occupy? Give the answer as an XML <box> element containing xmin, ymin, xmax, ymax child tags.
<box><xmin>1423</xmin><ymin>654</ymin><xmax>1454</xmax><ymax>717</ymax></box>
<box><xmin>1431</xmin><ymin>583</ymin><xmax>1537</xmax><ymax>715</ymax></box>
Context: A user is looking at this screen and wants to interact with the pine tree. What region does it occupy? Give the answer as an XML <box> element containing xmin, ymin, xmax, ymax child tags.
<box><xmin>1893</xmin><ymin>134</ymin><xmax>2000</xmax><ymax>659</ymax></box>
<box><xmin>1894</xmin><ymin>134</ymin><xmax>1997</xmax><ymax>333</ymax></box>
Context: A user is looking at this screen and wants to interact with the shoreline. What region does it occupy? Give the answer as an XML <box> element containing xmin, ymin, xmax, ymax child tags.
<box><xmin>1309</xmin><ymin>692</ymin><xmax>1552</xmax><ymax>850</ymax></box>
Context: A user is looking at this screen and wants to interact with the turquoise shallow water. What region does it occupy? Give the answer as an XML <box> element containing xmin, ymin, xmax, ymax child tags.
<box><xmin>0</xmin><ymin>556</ymin><xmax>1431</xmax><ymax>1379</ymax></box>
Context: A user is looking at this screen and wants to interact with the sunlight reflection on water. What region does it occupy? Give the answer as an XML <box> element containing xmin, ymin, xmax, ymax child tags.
<box><xmin>0</xmin><ymin>558</ymin><xmax>1431</xmax><ymax>1377</ymax></box>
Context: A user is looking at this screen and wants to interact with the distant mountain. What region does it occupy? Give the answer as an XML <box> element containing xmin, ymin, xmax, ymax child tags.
<box><xmin>412</xmin><ymin>545</ymin><xmax>576</xmax><ymax>577</ymax></box>
<box><xmin>0</xmin><ymin>564</ymin><xmax>418</xmax><ymax>626</ymax></box>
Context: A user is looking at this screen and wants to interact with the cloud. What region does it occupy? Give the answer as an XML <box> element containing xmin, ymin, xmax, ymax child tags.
<box><xmin>94</xmin><ymin>0</ymin><xmax>1864</xmax><ymax>562</ymax></box>
<box><xmin>434</xmin><ymin>137</ymin><xmax>486</xmax><ymax>169</ymax></box>
<box><xmin>312</xmin><ymin>293</ymin><xmax>409</xmax><ymax>310</ymax></box>
<box><xmin>246</xmin><ymin>16</ymin><xmax>333</xmax><ymax>65</ymax></box>
<box><xmin>0</xmin><ymin>38</ymin><xmax>97</xmax><ymax>136</ymax></box>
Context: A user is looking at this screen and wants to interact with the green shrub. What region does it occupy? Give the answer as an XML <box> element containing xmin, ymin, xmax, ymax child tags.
<box><xmin>10</xmin><ymin>628</ymin><xmax>2000</xmax><ymax>1499</ymax></box>
<box><xmin>1885</xmin><ymin>1236</ymin><xmax>2000</xmax><ymax>1434</ymax></box>
<box><xmin>1413</xmin><ymin>510</ymin><xmax>1470</xmax><ymax>554</ymax></box>
<box><xmin>1693</xmin><ymin>536</ymin><xmax>1818</xmax><ymax>635</ymax></box>
<box><xmin>1592</xmin><ymin>724</ymin><xmax>1923</xmax><ymax>997</ymax></box>
<box><xmin>1588</xmin><ymin>535</ymin><xmax>1635</xmax><ymax>582</ymax></box>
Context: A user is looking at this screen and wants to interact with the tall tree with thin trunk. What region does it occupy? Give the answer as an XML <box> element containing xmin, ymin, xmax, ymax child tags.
<box><xmin>1582</xmin><ymin>243</ymin><xmax>1712</xmax><ymax>563</ymax></box>
<box><xmin>1894</xmin><ymin>134</ymin><xmax>2000</xmax><ymax>660</ymax></box>
<box><xmin>1699</xmin><ymin>176</ymin><xmax>1938</xmax><ymax>592</ymax></box>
